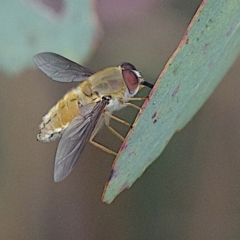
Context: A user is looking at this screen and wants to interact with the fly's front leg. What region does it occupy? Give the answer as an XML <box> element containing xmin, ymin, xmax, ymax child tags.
<box><xmin>120</xmin><ymin>97</ymin><xmax>148</xmax><ymax>110</ymax></box>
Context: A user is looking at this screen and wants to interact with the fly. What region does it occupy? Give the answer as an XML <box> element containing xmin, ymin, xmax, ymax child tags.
<box><xmin>33</xmin><ymin>52</ymin><xmax>153</xmax><ymax>182</ymax></box>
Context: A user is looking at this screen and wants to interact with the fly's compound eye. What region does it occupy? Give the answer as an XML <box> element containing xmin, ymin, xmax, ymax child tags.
<box><xmin>120</xmin><ymin>62</ymin><xmax>137</xmax><ymax>71</ymax></box>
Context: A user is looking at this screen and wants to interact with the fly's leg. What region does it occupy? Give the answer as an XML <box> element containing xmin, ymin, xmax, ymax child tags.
<box><xmin>88</xmin><ymin>96</ymin><xmax>149</xmax><ymax>155</ymax></box>
<box><xmin>124</xmin><ymin>102</ymin><xmax>141</xmax><ymax>110</ymax></box>
<box><xmin>124</xmin><ymin>97</ymin><xmax>148</xmax><ymax>101</ymax></box>
<box><xmin>120</xmin><ymin>97</ymin><xmax>148</xmax><ymax>110</ymax></box>
<box><xmin>103</xmin><ymin>113</ymin><xmax>126</xmax><ymax>141</ymax></box>
<box><xmin>103</xmin><ymin>111</ymin><xmax>132</xmax><ymax>127</ymax></box>
<box><xmin>89</xmin><ymin>115</ymin><xmax>117</xmax><ymax>156</ymax></box>
<box><xmin>102</xmin><ymin>97</ymin><xmax>149</xmax><ymax>140</ymax></box>
<box><xmin>89</xmin><ymin>139</ymin><xmax>117</xmax><ymax>156</ymax></box>
<box><xmin>105</xmin><ymin>124</ymin><xmax>125</xmax><ymax>141</ymax></box>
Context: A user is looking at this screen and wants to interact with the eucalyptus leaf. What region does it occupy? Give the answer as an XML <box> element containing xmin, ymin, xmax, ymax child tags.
<box><xmin>102</xmin><ymin>0</ymin><xmax>240</xmax><ymax>203</ymax></box>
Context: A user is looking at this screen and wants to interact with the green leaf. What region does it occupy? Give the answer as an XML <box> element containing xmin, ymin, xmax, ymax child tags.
<box><xmin>0</xmin><ymin>1</ymin><xmax>97</xmax><ymax>73</ymax></box>
<box><xmin>102</xmin><ymin>0</ymin><xmax>240</xmax><ymax>203</ymax></box>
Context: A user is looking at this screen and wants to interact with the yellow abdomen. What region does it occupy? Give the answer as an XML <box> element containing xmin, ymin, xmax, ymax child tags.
<box><xmin>37</xmin><ymin>79</ymin><xmax>97</xmax><ymax>142</ymax></box>
<box><xmin>37</xmin><ymin>89</ymin><xmax>80</xmax><ymax>141</ymax></box>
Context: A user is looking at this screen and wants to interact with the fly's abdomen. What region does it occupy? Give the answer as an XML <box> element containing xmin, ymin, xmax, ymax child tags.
<box><xmin>37</xmin><ymin>90</ymin><xmax>80</xmax><ymax>142</ymax></box>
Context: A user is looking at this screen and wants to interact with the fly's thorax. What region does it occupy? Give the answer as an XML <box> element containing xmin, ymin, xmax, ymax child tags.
<box><xmin>78</xmin><ymin>81</ymin><xmax>102</xmax><ymax>104</ymax></box>
<box><xmin>120</xmin><ymin>62</ymin><xmax>143</xmax><ymax>96</ymax></box>
<box><xmin>89</xmin><ymin>67</ymin><xmax>127</xmax><ymax>98</ymax></box>
<box><xmin>87</xmin><ymin>66</ymin><xmax>142</xmax><ymax>113</ymax></box>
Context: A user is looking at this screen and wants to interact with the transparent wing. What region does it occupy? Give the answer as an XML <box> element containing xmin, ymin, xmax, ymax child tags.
<box><xmin>33</xmin><ymin>52</ymin><xmax>95</xmax><ymax>82</ymax></box>
<box><xmin>54</xmin><ymin>100</ymin><xmax>108</xmax><ymax>182</ymax></box>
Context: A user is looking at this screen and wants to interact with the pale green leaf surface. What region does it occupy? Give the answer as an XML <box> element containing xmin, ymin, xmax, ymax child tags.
<box><xmin>102</xmin><ymin>0</ymin><xmax>240</xmax><ymax>203</ymax></box>
<box><xmin>0</xmin><ymin>1</ymin><xmax>96</xmax><ymax>73</ymax></box>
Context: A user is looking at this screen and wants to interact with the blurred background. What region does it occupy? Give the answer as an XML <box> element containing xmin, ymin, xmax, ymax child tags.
<box><xmin>1</xmin><ymin>0</ymin><xmax>240</xmax><ymax>239</ymax></box>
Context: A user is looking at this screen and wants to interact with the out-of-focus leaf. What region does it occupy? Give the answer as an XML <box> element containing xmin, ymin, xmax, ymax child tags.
<box><xmin>0</xmin><ymin>1</ymin><xmax>98</xmax><ymax>73</ymax></box>
<box><xmin>102</xmin><ymin>0</ymin><xmax>240</xmax><ymax>203</ymax></box>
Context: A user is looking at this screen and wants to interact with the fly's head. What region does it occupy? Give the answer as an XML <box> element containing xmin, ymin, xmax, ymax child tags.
<box><xmin>120</xmin><ymin>62</ymin><xmax>153</xmax><ymax>96</ymax></box>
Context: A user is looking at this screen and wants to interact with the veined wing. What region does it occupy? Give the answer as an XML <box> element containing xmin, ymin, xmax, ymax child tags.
<box><xmin>54</xmin><ymin>99</ymin><xmax>108</xmax><ymax>182</ymax></box>
<box><xmin>33</xmin><ymin>52</ymin><xmax>95</xmax><ymax>82</ymax></box>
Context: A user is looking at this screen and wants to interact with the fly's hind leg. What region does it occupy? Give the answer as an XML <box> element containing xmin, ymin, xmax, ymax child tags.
<box><xmin>89</xmin><ymin>139</ymin><xmax>117</xmax><ymax>156</ymax></box>
<box><xmin>103</xmin><ymin>113</ymin><xmax>125</xmax><ymax>141</ymax></box>
<box><xmin>89</xmin><ymin>115</ymin><xmax>117</xmax><ymax>156</ymax></box>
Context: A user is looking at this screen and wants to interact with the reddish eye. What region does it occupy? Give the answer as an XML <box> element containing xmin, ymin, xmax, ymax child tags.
<box><xmin>122</xmin><ymin>70</ymin><xmax>138</xmax><ymax>94</ymax></box>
